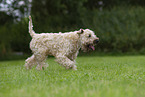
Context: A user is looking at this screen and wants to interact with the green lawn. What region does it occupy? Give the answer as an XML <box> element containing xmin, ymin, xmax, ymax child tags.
<box><xmin>0</xmin><ymin>56</ymin><xmax>145</xmax><ymax>97</ymax></box>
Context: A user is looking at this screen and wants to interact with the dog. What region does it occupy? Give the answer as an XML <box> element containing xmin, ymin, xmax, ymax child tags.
<box><xmin>25</xmin><ymin>16</ymin><xmax>99</xmax><ymax>70</ymax></box>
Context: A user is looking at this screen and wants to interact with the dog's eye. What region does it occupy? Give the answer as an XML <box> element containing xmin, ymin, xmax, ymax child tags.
<box><xmin>88</xmin><ymin>34</ymin><xmax>91</xmax><ymax>38</ymax></box>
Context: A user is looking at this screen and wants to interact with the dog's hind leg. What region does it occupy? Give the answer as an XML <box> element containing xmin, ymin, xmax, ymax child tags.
<box><xmin>25</xmin><ymin>54</ymin><xmax>36</xmax><ymax>69</ymax></box>
<box><xmin>34</xmin><ymin>52</ymin><xmax>48</xmax><ymax>70</ymax></box>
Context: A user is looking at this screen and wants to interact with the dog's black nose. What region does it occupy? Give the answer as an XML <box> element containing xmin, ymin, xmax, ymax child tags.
<box><xmin>93</xmin><ymin>39</ymin><xmax>99</xmax><ymax>44</ymax></box>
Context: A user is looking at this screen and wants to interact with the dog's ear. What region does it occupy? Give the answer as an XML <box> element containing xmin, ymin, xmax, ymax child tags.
<box><xmin>77</xmin><ymin>29</ymin><xmax>84</xmax><ymax>34</ymax></box>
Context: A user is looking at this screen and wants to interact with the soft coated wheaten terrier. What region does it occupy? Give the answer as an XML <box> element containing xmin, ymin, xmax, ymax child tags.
<box><xmin>25</xmin><ymin>16</ymin><xmax>99</xmax><ymax>70</ymax></box>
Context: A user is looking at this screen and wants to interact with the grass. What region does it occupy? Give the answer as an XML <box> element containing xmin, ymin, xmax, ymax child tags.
<box><xmin>0</xmin><ymin>56</ymin><xmax>145</xmax><ymax>97</ymax></box>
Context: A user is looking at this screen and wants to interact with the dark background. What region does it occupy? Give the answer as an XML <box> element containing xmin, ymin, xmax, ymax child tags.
<box><xmin>1</xmin><ymin>0</ymin><xmax>145</xmax><ymax>60</ymax></box>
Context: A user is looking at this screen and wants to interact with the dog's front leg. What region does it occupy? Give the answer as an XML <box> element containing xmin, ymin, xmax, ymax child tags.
<box><xmin>55</xmin><ymin>54</ymin><xmax>77</xmax><ymax>70</ymax></box>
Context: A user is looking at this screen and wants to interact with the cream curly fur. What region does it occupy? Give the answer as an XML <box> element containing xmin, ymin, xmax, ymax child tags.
<box><xmin>25</xmin><ymin>16</ymin><xmax>99</xmax><ymax>70</ymax></box>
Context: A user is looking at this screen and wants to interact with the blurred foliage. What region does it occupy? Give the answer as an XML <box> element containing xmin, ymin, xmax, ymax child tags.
<box><xmin>31</xmin><ymin>0</ymin><xmax>87</xmax><ymax>32</ymax></box>
<box><xmin>1</xmin><ymin>0</ymin><xmax>145</xmax><ymax>59</ymax></box>
<box><xmin>0</xmin><ymin>0</ymin><xmax>30</xmax><ymax>20</ymax></box>
<box><xmin>85</xmin><ymin>7</ymin><xmax>145</xmax><ymax>53</ymax></box>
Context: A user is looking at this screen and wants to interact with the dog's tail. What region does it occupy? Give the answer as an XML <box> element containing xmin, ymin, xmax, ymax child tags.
<box><xmin>29</xmin><ymin>16</ymin><xmax>35</xmax><ymax>37</ymax></box>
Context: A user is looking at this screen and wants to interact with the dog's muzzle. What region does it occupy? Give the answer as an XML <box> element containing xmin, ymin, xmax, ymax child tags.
<box><xmin>85</xmin><ymin>38</ymin><xmax>99</xmax><ymax>51</ymax></box>
<box><xmin>93</xmin><ymin>39</ymin><xmax>99</xmax><ymax>44</ymax></box>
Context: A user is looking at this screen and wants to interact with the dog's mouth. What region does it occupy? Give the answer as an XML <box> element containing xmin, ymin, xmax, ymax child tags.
<box><xmin>82</xmin><ymin>39</ymin><xmax>99</xmax><ymax>52</ymax></box>
<box><xmin>87</xmin><ymin>44</ymin><xmax>95</xmax><ymax>51</ymax></box>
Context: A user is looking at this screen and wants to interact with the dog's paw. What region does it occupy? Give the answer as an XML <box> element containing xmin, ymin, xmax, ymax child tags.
<box><xmin>72</xmin><ymin>65</ymin><xmax>77</xmax><ymax>70</ymax></box>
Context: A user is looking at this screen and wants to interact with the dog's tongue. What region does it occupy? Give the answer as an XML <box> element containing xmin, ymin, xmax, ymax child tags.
<box><xmin>89</xmin><ymin>45</ymin><xmax>95</xmax><ymax>51</ymax></box>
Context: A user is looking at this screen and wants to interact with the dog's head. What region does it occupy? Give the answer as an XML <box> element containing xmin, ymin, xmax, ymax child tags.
<box><xmin>77</xmin><ymin>29</ymin><xmax>99</xmax><ymax>52</ymax></box>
